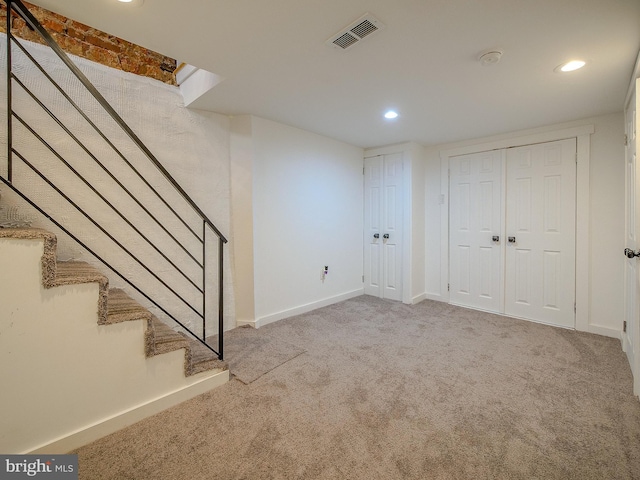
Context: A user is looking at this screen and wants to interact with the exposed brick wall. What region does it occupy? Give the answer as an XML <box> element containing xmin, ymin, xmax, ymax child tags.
<box><xmin>1</xmin><ymin>2</ymin><xmax>177</xmax><ymax>85</ymax></box>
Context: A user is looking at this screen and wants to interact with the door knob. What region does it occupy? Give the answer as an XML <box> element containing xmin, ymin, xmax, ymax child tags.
<box><xmin>383</xmin><ymin>234</ymin><xmax>390</xmax><ymax>239</ymax></box>
<box><xmin>373</xmin><ymin>233</ymin><xmax>379</xmax><ymax>239</ymax></box>
<box><xmin>624</xmin><ymin>248</ymin><xmax>640</xmax><ymax>258</ymax></box>
<box><xmin>508</xmin><ymin>236</ymin><xmax>516</xmax><ymax>243</ymax></box>
<box><xmin>492</xmin><ymin>235</ymin><xmax>500</xmax><ymax>243</ymax></box>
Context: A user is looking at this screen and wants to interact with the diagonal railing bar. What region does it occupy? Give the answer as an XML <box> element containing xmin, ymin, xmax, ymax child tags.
<box><xmin>0</xmin><ymin>175</ymin><xmax>220</xmax><ymax>357</ymax></box>
<box><xmin>11</xmin><ymin>106</ymin><xmax>203</xmax><ymax>294</ymax></box>
<box><xmin>10</xmin><ymin>34</ymin><xmax>203</xmax><ymax>243</ymax></box>
<box><xmin>7</xmin><ymin>0</ymin><xmax>227</xmax><ymax>243</ymax></box>
<box><xmin>12</xmin><ymin>146</ymin><xmax>205</xmax><ymax>320</ymax></box>
<box><xmin>2</xmin><ymin>0</ymin><xmax>227</xmax><ymax>359</ymax></box>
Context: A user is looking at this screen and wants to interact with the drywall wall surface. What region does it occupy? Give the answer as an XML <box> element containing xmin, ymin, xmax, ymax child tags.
<box><xmin>588</xmin><ymin>112</ymin><xmax>625</xmax><ymax>332</ymax></box>
<box><xmin>410</xmin><ymin>144</ymin><xmax>426</xmax><ymax>302</ymax></box>
<box><xmin>424</xmin><ymin>112</ymin><xmax>625</xmax><ymax>335</ymax></box>
<box><xmin>251</xmin><ymin>116</ymin><xmax>364</xmax><ymax>323</ymax></box>
<box><xmin>0</xmin><ymin>34</ymin><xmax>235</xmax><ymax>335</ymax></box>
<box><xmin>230</xmin><ymin>115</ymin><xmax>256</xmax><ymax>324</ymax></box>
<box><xmin>424</xmin><ymin>145</ymin><xmax>443</xmax><ymax>298</ymax></box>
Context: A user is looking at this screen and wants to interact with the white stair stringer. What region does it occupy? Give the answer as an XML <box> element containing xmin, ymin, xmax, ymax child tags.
<box><xmin>0</xmin><ymin>228</ymin><xmax>229</xmax><ymax>454</ymax></box>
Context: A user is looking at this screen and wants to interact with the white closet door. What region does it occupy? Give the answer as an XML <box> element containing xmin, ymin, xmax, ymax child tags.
<box><xmin>504</xmin><ymin>139</ymin><xmax>577</xmax><ymax>327</ymax></box>
<box><xmin>449</xmin><ymin>150</ymin><xmax>503</xmax><ymax>312</ymax></box>
<box><xmin>364</xmin><ymin>155</ymin><xmax>383</xmax><ymax>298</ymax></box>
<box><xmin>364</xmin><ymin>153</ymin><xmax>403</xmax><ymax>301</ymax></box>
<box><xmin>623</xmin><ymin>81</ymin><xmax>640</xmax><ymax>396</ymax></box>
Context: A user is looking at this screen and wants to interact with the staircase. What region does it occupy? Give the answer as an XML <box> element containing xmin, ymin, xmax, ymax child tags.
<box><xmin>0</xmin><ymin>227</ymin><xmax>228</xmax><ymax>454</ymax></box>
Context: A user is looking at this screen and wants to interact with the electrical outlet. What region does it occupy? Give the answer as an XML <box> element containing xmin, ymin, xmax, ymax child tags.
<box><xmin>321</xmin><ymin>266</ymin><xmax>329</xmax><ymax>282</ymax></box>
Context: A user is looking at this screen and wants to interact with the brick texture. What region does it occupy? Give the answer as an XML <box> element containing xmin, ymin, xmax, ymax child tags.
<box><xmin>1</xmin><ymin>2</ymin><xmax>177</xmax><ymax>85</ymax></box>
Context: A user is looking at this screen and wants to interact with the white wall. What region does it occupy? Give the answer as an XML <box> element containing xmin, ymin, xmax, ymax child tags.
<box><xmin>423</xmin><ymin>113</ymin><xmax>625</xmax><ymax>337</ymax></box>
<box><xmin>0</xmin><ymin>34</ymin><xmax>235</xmax><ymax>334</ymax></box>
<box><xmin>229</xmin><ymin>116</ymin><xmax>256</xmax><ymax>325</ymax></box>
<box><xmin>589</xmin><ymin>113</ymin><xmax>625</xmax><ymax>333</ymax></box>
<box><xmin>411</xmin><ymin>144</ymin><xmax>427</xmax><ymax>302</ymax></box>
<box><xmin>241</xmin><ymin>116</ymin><xmax>364</xmax><ymax>326</ymax></box>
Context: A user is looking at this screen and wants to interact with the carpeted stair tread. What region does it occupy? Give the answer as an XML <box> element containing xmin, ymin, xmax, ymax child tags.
<box><xmin>145</xmin><ymin>317</ymin><xmax>228</xmax><ymax>376</ymax></box>
<box><xmin>55</xmin><ymin>261</ymin><xmax>109</xmax><ymax>287</ymax></box>
<box><xmin>185</xmin><ymin>337</ymin><xmax>227</xmax><ymax>376</ymax></box>
<box><xmin>145</xmin><ymin>316</ymin><xmax>189</xmax><ymax>357</ymax></box>
<box><xmin>106</xmin><ymin>288</ymin><xmax>152</xmax><ymax>325</ymax></box>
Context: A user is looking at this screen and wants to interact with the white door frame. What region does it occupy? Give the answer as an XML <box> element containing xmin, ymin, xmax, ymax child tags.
<box><xmin>439</xmin><ymin>124</ymin><xmax>594</xmax><ymax>333</ymax></box>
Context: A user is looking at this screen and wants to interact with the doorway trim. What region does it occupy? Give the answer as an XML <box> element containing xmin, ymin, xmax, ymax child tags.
<box><xmin>439</xmin><ymin>124</ymin><xmax>595</xmax><ymax>334</ymax></box>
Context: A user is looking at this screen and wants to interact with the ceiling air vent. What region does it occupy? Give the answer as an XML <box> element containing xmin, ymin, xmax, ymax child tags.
<box><xmin>326</xmin><ymin>13</ymin><xmax>385</xmax><ymax>50</ymax></box>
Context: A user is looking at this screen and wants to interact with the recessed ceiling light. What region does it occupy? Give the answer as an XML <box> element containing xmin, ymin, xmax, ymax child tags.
<box><xmin>117</xmin><ymin>0</ymin><xmax>144</xmax><ymax>5</ymax></box>
<box><xmin>556</xmin><ymin>60</ymin><xmax>586</xmax><ymax>73</ymax></box>
<box><xmin>384</xmin><ymin>110</ymin><xmax>398</xmax><ymax>119</ymax></box>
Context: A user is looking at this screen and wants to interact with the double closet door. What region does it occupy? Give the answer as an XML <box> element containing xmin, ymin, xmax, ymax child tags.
<box><xmin>364</xmin><ymin>153</ymin><xmax>403</xmax><ymax>301</ymax></box>
<box><xmin>449</xmin><ymin>138</ymin><xmax>577</xmax><ymax>328</ymax></box>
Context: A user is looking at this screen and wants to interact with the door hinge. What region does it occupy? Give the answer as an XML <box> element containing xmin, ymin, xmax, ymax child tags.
<box><xmin>575</xmin><ymin>152</ymin><xmax>578</xmax><ymax>163</ymax></box>
<box><xmin>623</xmin><ymin>320</ymin><xmax>627</xmax><ymax>333</ymax></box>
<box><xmin>574</xmin><ymin>302</ymin><xmax>576</xmax><ymax>313</ymax></box>
<box><xmin>624</xmin><ymin>134</ymin><xmax>628</xmax><ymax>146</ymax></box>
<box><xmin>363</xmin><ymin>167</ymin><xmax>365</xmax><ymax>175</ymax></box>
<box><xmin>362</xmin><ymin>275</ymin><xmax>364</xmax><ymax>283</ymax></box>
<box><xmin>447</xmin><ymin>283</ymin><xmax>450</xmax><ymax>292</ymax></box>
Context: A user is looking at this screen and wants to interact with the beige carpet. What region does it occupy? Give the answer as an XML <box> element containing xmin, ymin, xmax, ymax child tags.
<box><xmin>73</xmin><ymin>296</ymin><xmax>640</xmax><ymax>479</ymax></box>
<box><xmin>216</xmin><ymin>325</ymin><xmax>306</xmax><ymax>384</ymax></box>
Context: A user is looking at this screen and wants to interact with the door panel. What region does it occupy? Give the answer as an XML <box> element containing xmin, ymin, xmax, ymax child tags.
<box><xmin>364</xmin><ymin>156</ymin><xmax>383</xmax><ymax>297</ymax></box>
<box><xmin>623</xmin><ymin>81</ymin><xmax>639</xmax><ymax>396</ymax></box>
<box><xmin>504</xmin><ymin>139</ymin><xmax>576</xmax><ymax>327</ymax></box>
<box><xmin>449</xmin><ymin>150</ymin><xmax>503</xmax><ymax>312</ymax></box>
<box><xmin>382</xmin><ymin>153</ymin><xmax>403</xmax><ymax>301</ymax></box>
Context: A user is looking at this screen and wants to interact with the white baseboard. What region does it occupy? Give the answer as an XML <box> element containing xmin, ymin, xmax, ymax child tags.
<box><xmin>412</xmin><ymin>293</ymin><xmax>428</xmax><ymax>304</ymax></box>
<box><xmin>586</xmin><ymin>324</ymin><xmax>622</xmax><ymax>340</ymax></box>
<box><xmin>28</xmin><ymin>369</ymin><xmax>229</xmax><ymax>454</ymax></box>
<box><xmin>251</xmin><ymin>289</ymin><xmax>364</xmax><ymax>329</ymax></box>
<box><xmin>423</xmin><ymin>292</ymin><xmax>446</xmax><ymax>302</ymax></box>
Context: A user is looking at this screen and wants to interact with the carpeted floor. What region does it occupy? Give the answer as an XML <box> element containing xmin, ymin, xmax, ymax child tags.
<box><xmin>73</xmin><ymin>296</ymin><xmax>640</xmax><ymax>479</ymax></box>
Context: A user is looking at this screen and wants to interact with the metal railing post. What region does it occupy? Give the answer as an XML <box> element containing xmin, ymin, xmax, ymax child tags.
<box><xmin>6</xmin><ymin>0</ymin><xmax>13</xmax><ymax>182</ymax></box>
<box><xmin>202</xmin><ymin>220</ymin><xmax>207</xmax><ymax>343</ymax></box>
<box><xmin>218</xmin><ymin>236</ymin><xmax>224</xmax><ymax>360</ymax></box>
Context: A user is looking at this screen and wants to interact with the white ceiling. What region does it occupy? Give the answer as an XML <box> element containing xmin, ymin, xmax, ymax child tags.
<box><xmin>27</xmin><ymin>0</ymin><xmax>640</xmax><ymax>149</ymax></box>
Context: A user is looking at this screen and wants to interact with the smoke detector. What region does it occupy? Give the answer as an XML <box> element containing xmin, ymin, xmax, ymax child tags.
<box><xmin>326</xmin><ymin>13</ymin><xmax>385</xmax><ymax>50</ymax></box>
<box><xmin>479</xmin><ymin>50</ymin><xmax>503</xmax><ymax>66</ymax></box>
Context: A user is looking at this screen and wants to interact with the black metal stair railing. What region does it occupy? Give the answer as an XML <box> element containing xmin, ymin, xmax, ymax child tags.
<box><xmin>1</xmin><ymin>0</ymin><xmax>227</xmax><ymax>359</ymax></box>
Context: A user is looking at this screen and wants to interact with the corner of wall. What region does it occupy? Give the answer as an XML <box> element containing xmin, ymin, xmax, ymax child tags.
<box><xmin>230</xmin><ymin>116</ymin><xmax>256</xmax><ymax>326</ymax></box>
